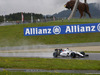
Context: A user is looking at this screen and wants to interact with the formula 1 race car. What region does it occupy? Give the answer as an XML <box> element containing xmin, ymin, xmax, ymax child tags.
<box><xmin>53</xmin><ymin>48</ymin><xmax>89</xmax><ymax>58</ymax></box>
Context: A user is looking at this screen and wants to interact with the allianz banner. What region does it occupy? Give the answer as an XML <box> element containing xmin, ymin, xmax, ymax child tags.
<box><xmin>24</xmin><ymin>23</ymin><xmax>100</xmax><ymax>36</ymax></box>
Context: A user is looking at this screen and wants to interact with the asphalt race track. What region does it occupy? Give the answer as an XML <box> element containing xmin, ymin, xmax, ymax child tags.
<box><xmin>0</xmin><ymin>52</ymin><xmax>100</xmax><ymax>60</ymax></box>
<box><xmin>0</xmin><ymin>42</ymin><xmax>100</xmax><ymax>60</ymax></box>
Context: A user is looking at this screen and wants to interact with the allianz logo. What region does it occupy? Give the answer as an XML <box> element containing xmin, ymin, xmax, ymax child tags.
<box><xmin>25</xmin><ymin>28</ymin><xmax>52</xmax><ymax>35</ymax></box>
<box><xmin>65</xmin><ymin>23</ymin><xmax>100</xmax><ymax>33</ymax></box>
<box><xmin>65</xmin><ymin>25</ymin><xmax>96</xmax><ymax>33</ymax></box>
<box><xmin>25</xmin><ymin>26</ymin><xmax>61</xmax><ymax>35</ymax></box>
<box><xmin>53</xmin><ymin>26</ymin><xmax>61</xmax><ymax>34</ymax></box>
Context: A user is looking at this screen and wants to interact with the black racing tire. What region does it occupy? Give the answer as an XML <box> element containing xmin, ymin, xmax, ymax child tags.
<box><xmin>80</xmin><ymin>52</ymin><xmax>85</xmax><ymax>55</ymax></box>
<box><xmin>53</xmin><ymin>52</ymin><xmax>58</xmax><ymax>58</ymax></box>
<box><xmin>71</xmin><ymin>52</ymin><xmax>76</xmax><ymax>58</ymax></box>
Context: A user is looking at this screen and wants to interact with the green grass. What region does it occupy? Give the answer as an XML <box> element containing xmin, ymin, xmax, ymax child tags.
<box><xmin>64</xmin><ymin>18</ymin><xmax>100</xmax><ymax>23</ymax></box>
<box><xmin>0</xmin><ymin>71</ymin><xmax>96</xmax><ymax>75</ymax></box>
<box><xmin>0</xmin><ymin>57</ymin><xmax>100</xmax><ymax>70</ymax></box>
<box><xmin>0</xmin><ymin>18</ymin><xmax>100</xmax><ymax>47</ymax></box>
<box><xmin>85</xmin><ymin>51</ymin><xmax>100</xmax><ymax>53</ymax></box>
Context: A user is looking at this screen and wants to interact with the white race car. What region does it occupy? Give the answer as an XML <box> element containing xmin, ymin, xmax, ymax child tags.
<box><xmin>53</xmin><ymin>48</ymin><xmax>89</xmax><ymax>58</ymax></box>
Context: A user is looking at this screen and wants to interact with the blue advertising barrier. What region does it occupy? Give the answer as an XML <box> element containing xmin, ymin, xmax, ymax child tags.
<box><xmin>24</xmin><ymin>23</ymin><xmax>100</xmax><ymax>36</ymax></box>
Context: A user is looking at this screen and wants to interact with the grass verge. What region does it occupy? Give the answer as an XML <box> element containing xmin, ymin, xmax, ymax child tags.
<box><xmin>1</xmin><ymin>71</ymin><xmax>99</xmax><ymax>75</ymax></box>
<box><xmin>0</xmin><ymin>57</ymin><xmax>100</xmax><ymax>70</ymax></box>
<box><xmin>0</xmin><ymin>19</ymin><xmax>100</xmax><ymax>47</ymax></box>
<box><xmin>85</xmin><ymin>51</ymin><xmax>100</xmax><ymax>53</ymax></box>
<box><xmin>0</xmin><ymin>71</ymin><xmax>95</xmax><ymax>75</ymax></box>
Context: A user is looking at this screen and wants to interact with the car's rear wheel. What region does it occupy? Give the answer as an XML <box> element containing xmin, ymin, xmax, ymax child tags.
<box><xmin>71</xmin><ymin>52</ymin><xmax>76</xmax><ymax>58</ymax></box>
<box><xmin>53</xmin><ymin>52</ymin><xmax>58</xmax><ymax>58</ymax></box>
